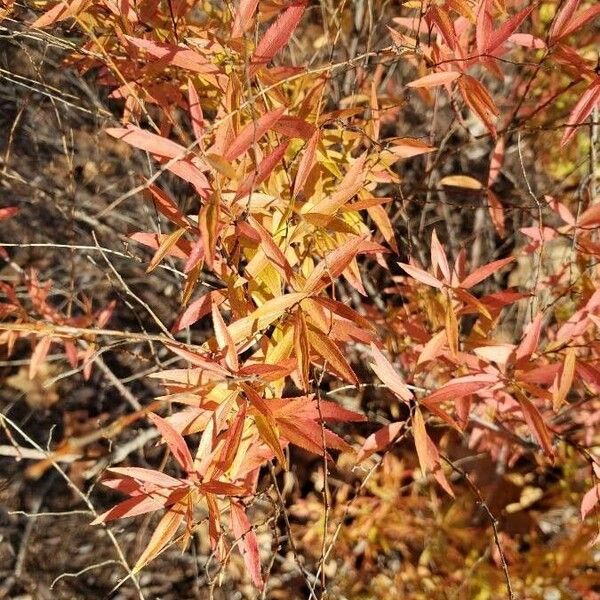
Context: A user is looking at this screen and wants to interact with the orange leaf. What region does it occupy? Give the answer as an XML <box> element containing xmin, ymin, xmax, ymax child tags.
<box><xmin>187</xmin><ymin>79</ymin><xmax>204</xmax><ymax>145</ymax></box>
<box><xmin>549</xmin><ymin>0</ymin><xmax>581</xmax><ymax>41</ymax></box>
<box><xmin>212</xmin><ymin>303</ymin><xmax>239</xmax><ymax>372</ymax></box>
<box><xmin>369</xmin><ymin>343</ymin><xmax>412</xmax><ymax>401</ymax></box>
<box><xmin>293</xmin><ymin>130</ymin><xmax>319</xmax><ymax>197</ymax></box>
<box><xmin>147</xmin><ymin>227</ymin><xmax>187</xmax><ymax>273</ymax></box>
<box><xmin>398</xmin><ymin>262</ymin><xmax>444</xmax><ymax>289</ymax></box>
<box><xmin>133</xmin><ymin>504</ymin><xmax>186</xmax><ymax>573</ymax></box>
<box><xmin>516</xmin><ymin>313</ymin><xmax>542</xmax><ymax>362</ymax></box>
<box><xmin>303</xmin><ymin>235</ymin><xmax>368</xmax><ymax>293</ymax></box>
<box><xmin>294</xmin><ymin>309</ymin><xmax>311</xmax><ymax>391</ymax></box>
<box><xmin>407</xmin><ymin>71</ymin><xmax>461</xmax><ymax>89</ymax></box>
<box><xmin>147</xmin><ymin>184</ymin><xmax>190</xmax><ymax>228</ymax></box>
<box><xmin>554</xmin><ymin>347</ymin><xmax>576</xmax><ymax>410</ymax></box>
<box><xmin>307</xmin><ymin>326</ymin><xmax>358</xmax><ymax>385</ymax></box>
<box><xmin>487</xmin><ymin>190</ymin><xmax>506</xmax><ymax>238</ymax></box>
<box><xmin>29</xmin><ymin>336</ymin><xmax>52</xmax><ymax>379</ymax></box>
<box><xmin>217</xmin><ymin>403</ymin><xmax>247</xmax><ymax>473</ymax></box>
<box><xmin>31</xmin><ymin>0</ymin><xmax>87</xmax><ymax>28</ymax></box>
<box><xmin>430</xmin><ymin>229</ymin><xmax>450</xmax><ymax>281</ymax></box>
<box><xmin>367</xmin><ymin>203</ymin><xmax>398</xmax><ymax>253</ymax></box>
<box><xmin>413</xmin><ymin>407</ymin><xmax>454</xmax><ymax>495</ymax></box>
<box><xmin>581</xmin><ymin>484</ymin><xmax>600</xmax><ymax>519</ymax></box>
<box><xmin>458</xmin><ymin>75</ymin><xmax>499</xmax><ymax>137</ymax></box>
<box><xmin>445</xmin><ymin>297</ymin><xmax>459</xmax><ymax>357</ymax></box>
<box><xmin>0</xmin><ymin>206</ymin><xmax>18</xmax><ymax>220</ymax></box>
<box><xmin>413</xmin><ymin>406</ymin><xmax>431</xmax><ymax>474</ymax></box>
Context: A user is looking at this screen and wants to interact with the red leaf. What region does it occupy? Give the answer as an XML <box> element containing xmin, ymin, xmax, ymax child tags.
<box><xmin>423</xmin><ymin>375</ymin><xmax>497</xmax><ymax>403</ymax></box>
<box><xmin>558</xmin><ymin>5</ymin><xmax>600</xmax><ymax>39</ymax></box>
<box><xmin>92</xmin><ymin>495</ymin><xmax>166</xmax><ymax>525</ymax></box>
<box><xmin>460</xmin><ymin>256</ymin><xmax>514</xmax><ymax>289</ymax></box>
<box><xmin>235</xmin><ymin>142</ymin><xmax>289</xmax><ymax>200</ymax></box>
<box><xmin>516</xmin><ymin>313</ymin><xmax>542</xmax><ymax>362</ymax></box>
<box><xmin>0</xmin><ymin>206</ymin><xmax>18</xmax><ymax>220</ymax></box>
<box><xmin>581</xmin><ymin>484</ymin><xmax>600</xmax><ymax>519</ymax></box>
<box><xmin>316</xmin><ymin>400</ymin><xmax>366</xmax><ymax>422</ymax></box>
<box><xmin>108</xmin><ymin>467</ymin><xmax>183</xmax><ymax>489</ymax></box>
<box><xmin>231</xmin><ymin>501</ymin><xmax>263</xmax><ymax>589</ymax></box>
<box><xmin>561</xmin><ymin>78</ymin><xmax>600</xmax><ymax>147</ymax></box>
<box><xmin>231</xmin><ymin>0</ymin><xmax>260</xmax><ymax>37</ymax></box>
<box><xmin>150</xmin><ymin>413</ymin><xmax>195</xmax><ymax>473</ymax></box>
<box><xmin>125</xmin><ymin>36</ymin><xmax>218</xmax><ymax>73</ymax></box>
<box><xmin>173</xmin><ymin>290</ymin><xmax>225</xmax><ymax>331</ymax></box>
<box><xmin>106</xmin><ymin>125</ymin><xmax>209</xmax><ymax>194</ymax></box>
<box><xmin>549</xmin><ymin>0</ymin><xmax>581</xmax><ymax>41</ymax></box>
<box><xmin>250</xmin><ymin>1</ymin><xmax>306</xmax><ymax>73</ymax></box>
<box><xmin>507</xmin><ymin>33</ymin><xmax>546</xmax><ymax>49</ymax></box>
<box><xmin>224</xmin><ymin>107</ymin><xmax>286</xmax><ymax>161</ymax></box>
<box><xmin>515</xmin><ymin>392</ymin><xmax>554</xmax><ymax>458</ymax></box>
<box><xmin>486</xmin><ymin>5</ymin><xmax>534</xmax><ymax>53</ymax></box>
<box><xmin>357</xmin><ymin>421</ymin><xmax>404</xmax><ymax>461</ymax></box>
<box><xmin>92</xmin><ymin>487</ymin><xmax>188</xmax><ymax>524</ymax></box>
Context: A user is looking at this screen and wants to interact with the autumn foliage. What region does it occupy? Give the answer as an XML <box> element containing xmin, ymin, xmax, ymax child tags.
<box><xmin>1</xmin><ymin>0</ymin><xmax>600</xmax><ymax>597</ymax></box>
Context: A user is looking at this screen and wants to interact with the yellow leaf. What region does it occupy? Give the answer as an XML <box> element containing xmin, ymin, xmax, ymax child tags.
<box><xmin>227</xmin><ymin>293</ymin><xmax>307</xmax><ymax>343</ymax></box>
<box><xmin>439</xmin><ymin>175</ymin><xmax>482</xmax><ymax>189</ymax></box>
